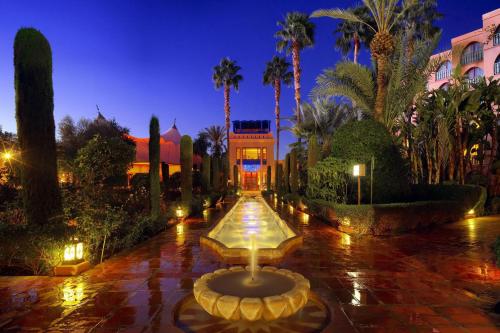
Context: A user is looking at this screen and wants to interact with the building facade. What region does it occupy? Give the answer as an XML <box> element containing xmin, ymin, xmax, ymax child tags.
<box><xmin>428</xmin><ymin>8</ymin><xmax>500</xmax><ymax>91</ymax></box>
<box><xmin>228</xmin><ymin>120</ymin><xmax>274</xmax><ymax>191</ymax></box>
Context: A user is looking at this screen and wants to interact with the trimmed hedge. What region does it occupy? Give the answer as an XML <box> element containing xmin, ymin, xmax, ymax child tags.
<box><xmin>304</xmin><ymin>184</ymin><xmax>485</xmax><ymax>236</ymax></box>
<box><xmin>331</xmin><ymin>119</ymin><xmax>410</xmax><ymax>203</ymax></box>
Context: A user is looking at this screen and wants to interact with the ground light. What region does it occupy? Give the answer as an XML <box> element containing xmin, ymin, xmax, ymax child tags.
<box><xmin>176</xmin><ymin>206</ymin><xmax>185</xmax><ymax>219</ymax></box>
<box><xmin>353</xmin><ymin>164</ymin><xmax>366</xmax><ymax>205</ymax></box>
<box><xmin>2</xmin><ymin>151</ymin><xmax>13</xmax><ymax>161</ymax></box>
<box><xmin>54</xmin><ymin>238</ymin><xmax>90</xmax><ymax>276</ymax></box>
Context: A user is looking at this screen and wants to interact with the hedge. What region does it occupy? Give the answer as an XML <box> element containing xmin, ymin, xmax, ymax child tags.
<box><xmin>303</xmin><ymin>184</ymin><xmax>485</xmax><ymax>236</ymax></box>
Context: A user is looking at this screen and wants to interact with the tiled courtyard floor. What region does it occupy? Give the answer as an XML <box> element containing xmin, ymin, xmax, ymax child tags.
<box><xmin>1</xmin><ymin>197</ymin><xmax>500</xmax><ymax>332</ymax></box>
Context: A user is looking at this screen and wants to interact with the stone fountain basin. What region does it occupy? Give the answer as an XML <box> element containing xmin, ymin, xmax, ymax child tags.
<box><xmin>193</xmin><ymin>266</ymin><xmax>310</xmax><ymax>321</ymax></box>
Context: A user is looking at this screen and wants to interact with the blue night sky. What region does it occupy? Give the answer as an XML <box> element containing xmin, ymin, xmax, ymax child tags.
<box><xmin>0</xmin><ymin>1</ymin><xmax>498</xmax><ymax>159</ymax></box>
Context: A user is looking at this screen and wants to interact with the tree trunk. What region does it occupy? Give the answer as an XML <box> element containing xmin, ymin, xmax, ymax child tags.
<box><xmin>374</xmin><ymin>56</ymin><xmax>388</xmax><ymax>122</ymax></box>
<box><xmin>224</xmin><ymin>84</ymin><xmax>230</xmax><ymax>172</ymax></box>
<box><xmin>292</xmin><ymin>40</ymin><xmax>301</xmax><ymax>125</ymax></box>
<box><xmin>448</xmin><ymin>146</ymin><xmax>455</xmax><ymax>181</ymax></box>
<box><xmin>353</xmin><ymin>34</ymin><xmax>360</xmax><ymax>64</ymax></box>
<box><xmin>274</xmin><ymin>80</ymin><xmax>281</xmax><ymax>163</ymax></box>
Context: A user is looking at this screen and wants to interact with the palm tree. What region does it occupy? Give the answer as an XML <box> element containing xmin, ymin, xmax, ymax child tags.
<box><xmin>289</xmin><ymin>99</ymin><xmax>355</xmax><ymax>157</ymax></box>
<box><xmin>263</xmin><ymin>56</ymin><xmax>293</xmax><ymax>162</ymax></box>
<box><xmin>212</xmin><ymin>58</ymin><xmax>243</xmax><ymax>155</ymax></box>
<box><xmin>312</xmin><ymin>0</ymin><xmax>408</xmax><ymax>121</ymax></box>
<box><xmin>275</xmin><ymin>12</ymin><xmax>315</xmax><ymax>125</ymax></box>
<box><xmin>202</xmin><ymin>125</ymin><xmax>226</xmax><ymax>158</ymax></box>
<box><xmin>333</xmin><ymin>5</ymin><xmax>373</xmax><ymax>64</ymax></box>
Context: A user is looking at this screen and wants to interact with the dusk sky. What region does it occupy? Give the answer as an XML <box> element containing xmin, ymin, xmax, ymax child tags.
<box><xmin>0</xmin><ymin>0</ymin><xmax>498</xmax><ymax>159</ymax></box>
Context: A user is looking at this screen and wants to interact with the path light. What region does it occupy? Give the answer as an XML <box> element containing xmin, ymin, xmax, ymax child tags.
<box><xmin>176</xmin><ymin>206</ymin><xmax>185</xmax><ymax>219</ymax></box>
<box><xmin>302</xmin><ymin>212</ymin><xmax>309</xmax><ymax>224</ymax></box>
<box><xmin>353</xmin><ymin>164</ymin><xmax>366</xmax><ymax>205</ymax></box>
<box><xmin>466</xmin><ymin>208</ymin><xmax>476</xmax><ymax>218</ymax></box>
<box><xmin>2</xmin><ymin>151</ymin><xmax>13</xmax><ymax>161</ymax></box>
<box><xmin>63</xmin><ymin>238</ymin><xmax>84</xmax><ymax>263</ymax></box>
<box><xmin>54</xmin><ymin>238</ymin><xmax>90</xmax><ymax>276</ymax></box>
<box><xmin>203</xmin><ymin>199</ymin><xmax>210</xmax><ymax>209</ymax></box>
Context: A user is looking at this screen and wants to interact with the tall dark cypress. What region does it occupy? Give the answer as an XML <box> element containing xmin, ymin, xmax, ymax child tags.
<box><xmin>149</xmin><ymin>116</ymin><xmax>161</xmax><ymax>221</ymax></box>
<box><xmin>201</xmin><ymin>155</ymin><xmax>211</xmax><ymax>193</ymax></box>
<box><xmin>212</xmin><ymin>156</ymin><xmax>220</xmax><ymax>191</ymax></box>
<box><xmin>233</xmin><ymin>165</ymin><xmax>239</xmax><ymax>190</ymax></box>
<box><xmin>284</xmin><ymin>153</ymin><xmax>290</xmax><ymax>193</ymax></box>
<box><xmin>290</xmin><ymin>149</ymin><xmax>298</xmax><ymax>194</ymax></box>
<box><xmin>161</xmin><ymin>162</ymin><xmax>169</xmax><ymax>191</ymax></box>
<box><xmin>14</xmin><ymin>28</ymin><xmax>61</xmax><ymax>226</ymax></box>
<box><xmin>267</xmin><ymin>165</ymin><xmax>272</xmax><ymax>191</ymax></box>
<box><xmin>180</xmin><ymin>135</ymin><xmax>193</xmax><ymax>205</ymax></box>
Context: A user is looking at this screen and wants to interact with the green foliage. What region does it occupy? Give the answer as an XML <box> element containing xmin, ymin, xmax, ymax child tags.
<box><xmin>149</xmin><ymin>116</ymin><xmax>161</xmax><ymax>221</ymax></box>
<box><xmin>14</xmin><ymin>28</ymin><xmax>61</xmax><ymax>226</ymax></box>
<box><xmin>266</xmin><ymin>165</ymin><xmax>272</xmax><ymax>191</ymax></box>
<box><xmin>222</xmin><ymin>154</ymin><xmax>229</xmax><ymax>190</ymax></box>
<box><xmin>275</xmin><ymin>12</ymin><xmax>315</xmax><ymax>53</ymax></box>
<box><xmin>75</xmin><ymin>135</ymin><xmax>135</xmax><ymax>189</ymax></box>
<box><xmin>290</xmin><ymin>149</ymin><xmax>298</xmax><ymax>194</ymax></box>
<box><xmin>331</xmin><ymin>119</ymin><xmax>410</xmax><ymax>203</ymax></box>
<box><xmin>307</xmin><ymin>157</ymin><xmax>352</xmax><ymax>203</ymax></box>
<box><xmin>284</xmin><ymin>153</ymin><xmax>290</xmax><ymax>193</ymax></box>
<box><xmin>202</xmin><ymin>155</ymin><xmax>211</xmax><ymax>193</ymax></box>
<box><xmin>202</xmin><ymin>125</ymin><xmax>227</xmax><ymax>157</ymax></box>
<box><xmin>233</xmin><ymin>165</ymin><xmax>239</xmax><ymax>190</ymax></box>
<box><xmin>180</xmin><ymin>135</ymin><xmax>193</xmax><ymax>206</ymax></box>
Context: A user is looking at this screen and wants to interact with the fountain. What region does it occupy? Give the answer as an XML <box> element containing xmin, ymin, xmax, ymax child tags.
<box><xmin>193</xmin><ymin>224</ymin><xmax>310</xmax><ymax>321</ymax></box>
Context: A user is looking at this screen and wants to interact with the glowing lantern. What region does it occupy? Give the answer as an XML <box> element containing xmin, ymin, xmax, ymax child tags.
<box><xmin>176</xmin><ymin>206</ymin><xmax>185</xmax><ymax>219</ymax></box>
<box><xmin>64</xmin><ymin>239</ymin><xmax>84</xmax><ymax>263</ymax></box>
<box><xmin>2</xmin><ymin>151</ymin><xmax>12</xmax><ymax>161</ymax></box>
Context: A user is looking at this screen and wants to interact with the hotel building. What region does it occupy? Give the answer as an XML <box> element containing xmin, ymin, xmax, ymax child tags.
<box><xmin>228</xmin><ymin>120</ymin><xmax>275</xmax><ymax>191</ymax></box>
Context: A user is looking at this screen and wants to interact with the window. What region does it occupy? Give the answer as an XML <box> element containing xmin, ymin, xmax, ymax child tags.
<box><xmin>439</xmin><ymin>82</ymin><xmax>450</xmax><ymax>91</ymax></box>
<box><xmin>461</xmin><ymin>42</ymin><xmax>483</xmax><ymax>65</ymax></box>
<box><xmin>494</xmin><ymin>26</ymin><xmax>500</xmax><ymax>46</ymax></box>
<box><xmin>495</xmin><ymin>55</ymin><xmax>500</xmax><ymax>75</ymax></box>
<box><xmin>465</xmin><ymin>67</ymin><xmax>484</xmax><ymax>86</ymax></box>
<box><xmin>435</xmin><ymin>61</ymin><xmax>451</xmax><ymax>81</ymax></box>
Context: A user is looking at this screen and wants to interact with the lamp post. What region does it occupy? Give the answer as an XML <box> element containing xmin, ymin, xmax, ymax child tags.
<box><xmin>353</xmin><ymin>164</ymin><xmax>366</xmax><ymax>205</ymax></box>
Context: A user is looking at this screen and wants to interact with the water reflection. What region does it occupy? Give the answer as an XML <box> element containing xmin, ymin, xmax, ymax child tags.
<box><xmin>62</xmin><ymin>283</ymin><xmax>85</xmax><ymax>305</ymax></box>
<box><xmin>209</xmin><ymin>196</ymin><xmax>295</xmax><ymax>249</ymax></box>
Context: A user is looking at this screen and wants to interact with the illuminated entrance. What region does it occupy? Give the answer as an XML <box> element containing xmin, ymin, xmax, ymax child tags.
<box><xmin>229</xmin><ymin>120</ymin><xmax>275</xmax><ymax>191</ymax></box>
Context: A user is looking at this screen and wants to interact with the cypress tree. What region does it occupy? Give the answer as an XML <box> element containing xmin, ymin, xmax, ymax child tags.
<box><xmin>201</xmin><ymin>155</ymin><xmax>211</xmax><ymax>193</ymax></box>
<box><xmin>14</xmin><ymin>28</ymin><xmax>61</xmax><ymax>226</ymax></box>
<box><xmin>284</xmin><ymin>153</ymin><xmax>290</xmax><ymax>193</ymax></box>
<box><xmin>277</xmin><ymin>164</ymin><xmax>284</xmax><ymax>194</ymax></box>
<box><xmin>266</xmin><ymin>165</ymin><xmax>272</xmax><ymax>191</ymax></box>
<box><xmin>307</xmin><ymin>134</ymin><xmax>319</xmax><ymax>169</ymax></box>
<box><xmin>222</xmin><ymin>154</ymin><xmax>228</xmax><ymax>190</ymax></box>
<box><xmin>161</xmin><ymin>162</ymin><xmax>169</xmax><ymax>191</ymax></box>
<box><xmin>290</xmin><ymin>149</ymin><xmax>298</xmax><ymax>194</ymax></box>
<box><xmin>180</xmin><ymin>135</ymin><xmax>193</xmax><ymax>206</ymax></box>
<box><xmin>233</xmin><ymin>165</ymin><xmax>239</xmax><ymax>190</ymax></box>
<box><xmin>212</xmin><ymin>156</ymin><xmax>220</xmax><ymax>191</ymax></box>
<box><xmin>149</xmin><ymin>116</ymin><xmax>161</xmax><ymax>221</ymax></box>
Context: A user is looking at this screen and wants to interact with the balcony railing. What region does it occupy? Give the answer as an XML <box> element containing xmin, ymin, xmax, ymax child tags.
<box><xmin>466</xmin><ymin>76</ymin><xmax>482</xmax><ymax>87</ymax></box>
<box><xmin>461</xmin><ymin>49</ymin><xmax>483</xmax><ymax>65</ymax></box>
<box><xmin>495</xmin><ymin>62</ymin><xmax>500</xmax><ymax>75</ymax></box>
<box><xmin>435</xmin><ymin>69</ymin><xmax>451</xmax><ymax>81</ymax></box>
<box><xmin>494</xmin><ymin>33</ymin><xmax>500</xmax><ymax>46</ymax></box>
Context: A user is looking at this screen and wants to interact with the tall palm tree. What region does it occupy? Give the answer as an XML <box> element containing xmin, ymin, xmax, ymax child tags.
<box><xmin>212</xmin><ymin>58</ymin><xmax>243</xmax><ymax>155</ymax></box>
<box><xmin>275</xmin><ymin>12</ymin><xmax>315</xmax><ymax>125</ymax></box>
<box><xmin>202</xmin><ymin>125</ymin><xmax>226</xmax><ymax>158</ymax></box>
<box><xmin>312</xmin><ymin>0</ymin><xmax>408</xmax><ymax>121</ymax></box>
<box><xmin>333</xmin><ymin>5</ymin><xmax>373</xmax><ymax>64</ymax></box>
<box><xmin>263</xmin><ymin>56</ymin><xmax>293</xmax><ymax>162</ymax></box>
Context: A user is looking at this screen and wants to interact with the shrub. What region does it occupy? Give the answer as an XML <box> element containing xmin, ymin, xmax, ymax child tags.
<box><xmin>149</xmin><ymin>116</ymin><xmax>161</xmax><ymax>221</ymax></box>
<box><xmin>307</xmin><ymin>157</ymin><xmax>353</xmax><ymax>203</ymax></box>
<box><xmin>491</xmin><ymin>197</ymin><xmax>500</xmax><ymax>214</ymax></box>
<box><xmin>180</xmin><ymin>135</ymin><xmax>193</xmax><ymax>206</ymax></box>
<box><xmin>212</xmin><ymin>156</ymin><xmax>220</xmax><ymax>191</ymax></box>
<box><xmin>331</xmin><ymin>119</ymin><xmax>410</xmax><ymax>203</ymax></box>
<box><xmin>161</xmin><ymin>162</ymin><xmax>170</xmax><ymax>190</ymax></box>
<box><xmin>307</xmin><ymin>134</ymin><xmax>319</xmax><ymax>169</ymax></box>
<box><xmin>14</xmin><ymin>28</ymin><xmax>62</xmax><ymax>226</ymax></box>
<box><xmin>130</xmin><ymin>173</ymin><xmax>149</xmax><ymax>190</ymax></box>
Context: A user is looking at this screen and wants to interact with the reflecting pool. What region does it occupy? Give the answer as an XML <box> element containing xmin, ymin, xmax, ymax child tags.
<box><xmin>207</xmin><ymin>195</ymin><xmax>296</xmax><ymax>249</ymax></box>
